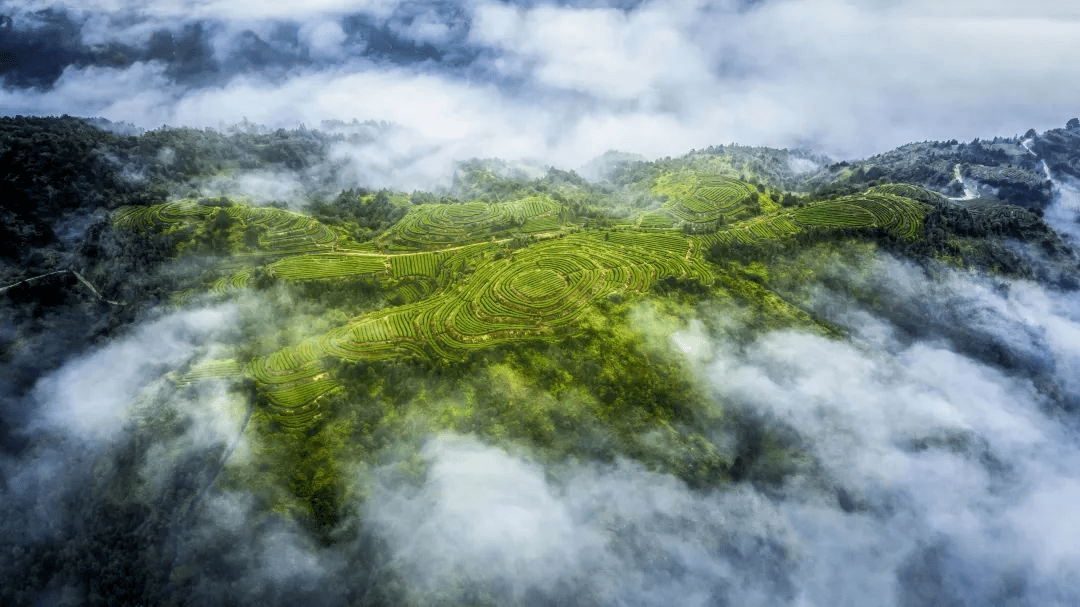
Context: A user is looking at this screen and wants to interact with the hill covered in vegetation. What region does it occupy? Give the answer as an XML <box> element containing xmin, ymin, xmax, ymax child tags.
<box><xmin>3</xmin><ymin>116</ymin><xmax>1080</xmax><ymax>606</ymax></box>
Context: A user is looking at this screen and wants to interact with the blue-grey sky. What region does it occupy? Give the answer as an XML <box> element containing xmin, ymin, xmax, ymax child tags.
<box><xmin>2</xmin><ymin>0</ymin><xmax>1078</xmax><ymax>181</ymax></box>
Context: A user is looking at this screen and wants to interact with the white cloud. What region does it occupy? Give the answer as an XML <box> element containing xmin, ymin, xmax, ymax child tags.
<box><xmin>1</xmin><ymin>0</ymin><xmax>404</xmax><ymax>21</ymax></box>
<box><xmin>730</xmin><ymin>0</ymin><xmax>1080</xmax><ymax>153</ymax></box>
<box><xmin>367</xmin><ymin>435</ymin><xmax>599</xmax><ymax>602</ymax></box>
<box><xmin>195</xmin><ymin>169</ymin><xmax>309</xmax><ymax>206</ymax></box>
<box><xmin>1011</xmin><ymin>479</ymin><xmax>1080</xmax><ymax>576</ymax></box>
<box><xmin>671</xmin><ymin>319</ymin><xmax>713</xmax><ymax>362</ymax></box>
<box><xmin>3</xmin><ymin>0</ymin><xmax>1079</xmax><ymax>187</ymax></box>
<box><xmin>471</xmin><ymin>3</ymin><xmax>712</xmax><ymax>104</ymax></box>
<box><xmin>1045</xmin><ymin>176</ymin><xmax>1080</xmax><ymax>246</ymax></box>
<box><xmin>300</xmin><ymin>19</ymin><xmax>349</xmax><ymax>59</ymax></box>
<box><xmin>365</xmin><ymin>435</ymin><xmax>797</xmax><ymax>606</ymax></box>
<box><xmin>31</xmin><ymin>306</ymin><xmax>238</xmax><ymax>440</ymax></box>
<box><xmin>390</xmin><ymin>8</ymin><xmax>459</xmax><ymax>46</ymax></box>
<box><xmin>698</xmin><ymin>319</ymin><xmax>1080</xmax><ymax>603</ymax></box>
<box><xmin>0</xmin><ymin>62</ymin><xmax>178</xmax><ymax>124</ymax></box>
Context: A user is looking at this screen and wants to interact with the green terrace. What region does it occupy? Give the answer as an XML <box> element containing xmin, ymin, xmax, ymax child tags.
<box><xmin>116</xmin><ymin>176</ymin><xmax>934</xmax><ymax>428</ymax></box>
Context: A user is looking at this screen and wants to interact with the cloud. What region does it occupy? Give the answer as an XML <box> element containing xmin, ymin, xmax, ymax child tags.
<box><xmin>353</xmin><ymin>246</ymin><xmax>1080</xmax><ymax>606</ymax></box>
<box><xmin>1045</xmin><ymin>176</ymin><xmax>1080</xmax><ymax>246</ymax></box>
<box><xmin>365</xmin><ymin>434</ymin><xmax>799</xmax><ymax>606</ymax></box>
<box><xmin>366</xmin><ymin>436</ymin><xmax>604</xmax><ymax>603</ymax></box>
<box><xmin>2</xmin><ymin>0</ymin><xmax>403</xmax><ymax>22</ymax></box>
<box><xmin>698</xmin><ymin>321</ymin><xmax>1080</xmax><ymax>604</ymax></box>
<box><xmin>194</xmin><ymin>169</ymin><xmax>312</xmax><ymax>206</ymax></box>
<box><xmin>179</xmin><ymin>492</ymin><xmax>351</xmax><ymax>606</ymax></box>
<box><xmin>671</xmin><ymin>319</ymin><xmax>714</xmax><ymax>362</ymax></box>
<box><xmin>470</xmin><ymin>3</ymin><xmax>712</xmax><ymax>103</ymax></box>
<box><xmin>31</xmin><ymin>305</ymin><xmax>240</xmax><ymax>440</ymax></box>
<box><xmin>300</xmin><ymin>19</ymin><xmax>349</xmax><ymax>59</ymax></box>
<box><xmin>387</xmin><ymin>3</ymin><xmax>468</xmax><ymax>46</ymax></box>
<box><xmin>3</xmin><ymin>0</ymin><xmax>1079</xmax><ymax>189</ymax></box>
<box><xmin>0</xmin><ymin>303</ymin><xmax>270</xmax><ymax>600</ymax></box>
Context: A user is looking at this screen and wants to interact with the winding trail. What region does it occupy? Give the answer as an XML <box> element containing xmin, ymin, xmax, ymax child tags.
<box><xmin>0</xmin><ymin>269</ymin><xmax>124</xmax><ymax>305</ymax></box>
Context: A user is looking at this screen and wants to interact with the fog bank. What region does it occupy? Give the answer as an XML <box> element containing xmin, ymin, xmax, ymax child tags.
<box><xmin>2</xmin><ymin>0</ymin><xmax>1079</xmax><ymax>187</ymax></box>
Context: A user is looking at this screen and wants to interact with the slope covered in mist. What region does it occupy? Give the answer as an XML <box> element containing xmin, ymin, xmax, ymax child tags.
<box><xmin>3</xmin><ymin>116</ymin><xmax>1080</xmax><ymax>606</ymax></box>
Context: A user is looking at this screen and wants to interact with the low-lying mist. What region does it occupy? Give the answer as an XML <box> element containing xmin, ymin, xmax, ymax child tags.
<box><xmin>360</xmin><ymin>250</ymin><xmax>1080</xmax><ymax>606</ymax></box>
<box><xmin>4</xmin><ymin>187</ymin><xmax>1080</xmax><ymax>606</ymax></box>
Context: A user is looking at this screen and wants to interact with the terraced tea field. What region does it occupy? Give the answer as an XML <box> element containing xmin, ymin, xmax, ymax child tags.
<box><xmin>114</xmin><ymin>200</ymin><xmax>214</xmax><ymax>231</ymax></box>
<box><xmin>697</xmin><ymin>185</ymin><xmax>931</xmax><ymax>248</ymax></box>
<box><xmin>115</xmin><ymin>179</ymin><xmax>933</xmax><ymax>428</ymax></box>
<box><xmin>655</xmin><ymin>174</ymin><xmax>760</xmax><ymax>226</ymax></box>
<box><xmin>269</xmin><ymin>254</ymin><xmax>387</xmax><ymax>280</ymax></box>
<box><xmin>115</xmin><ymin>201</ymin><xmax>345</xmax><ymax>255</ymax></box>
<box><xmin>372</xmin><ymin>196</ymin><xmax>565</xmax><ymax>250</ymax></box>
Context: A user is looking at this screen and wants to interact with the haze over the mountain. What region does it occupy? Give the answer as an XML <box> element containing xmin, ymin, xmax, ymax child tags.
<box><xmin>3</xmin><ymin>2</ymin><xmax>1080</xmax><ymax>607</ymax></box>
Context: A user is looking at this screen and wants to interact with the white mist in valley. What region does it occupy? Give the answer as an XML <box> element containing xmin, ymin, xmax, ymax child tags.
<box><xmin>1044</xmin><ymin>177</ymin><xmax>1080</xmax><ymax>247</ymax></box>
<box><xmin>361</xmin><ymin>251</ymin><xmax>1080</xmax><ymax>605</ymax></box>
<box><xmin>5</xmin><ymin>201</ymin><xmax>1080</xmax><ymax>605</ymax></box>
<box><xmin>30</xmin><ymin>306</ymin><xmax>243</xmax><ymax>440</ymax></box>
<box><xmin>0</xmin><ymin>305</ymin><xmax>247</xmax><ymax>549</ymax></box>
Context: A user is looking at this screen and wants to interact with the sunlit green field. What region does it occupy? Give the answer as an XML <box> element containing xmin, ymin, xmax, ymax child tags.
<box><xmin>113</xmin><ymin>172</ymin><xmax>932</xmax><ymax>523</ymax></box>
<box><xmin>120</xmin><ymin>176</ymin><xmax>930</xmax><ymax>430</ymax></box>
